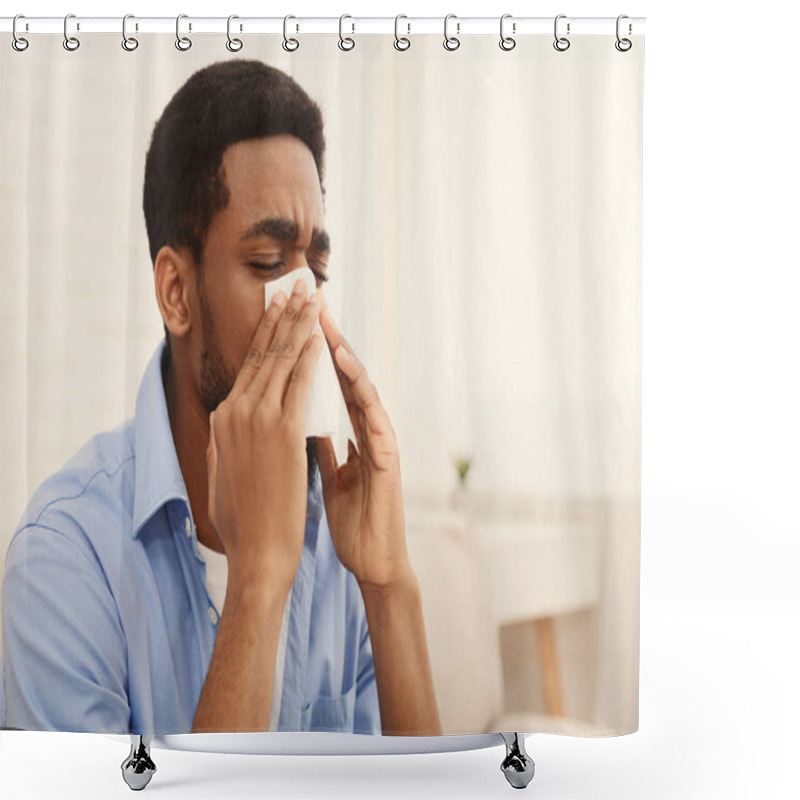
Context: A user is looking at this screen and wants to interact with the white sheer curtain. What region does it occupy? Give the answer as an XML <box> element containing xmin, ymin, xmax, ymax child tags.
<box><xmin>1</xmin><ymin>32</ymin><xmax>642</xmax><ymax>733</ymax></box>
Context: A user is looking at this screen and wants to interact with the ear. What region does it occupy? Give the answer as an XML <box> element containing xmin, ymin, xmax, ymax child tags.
<box><xmin>154</xmin><ymin>245</ymin><xmax>194</xmax><ymax>339</ymax></box>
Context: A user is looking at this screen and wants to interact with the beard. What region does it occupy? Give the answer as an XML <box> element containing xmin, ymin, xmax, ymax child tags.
<box><xmin>198</xmin><ymin>285</ymin><xmax>319</xmax><ymax>487</ymax></box>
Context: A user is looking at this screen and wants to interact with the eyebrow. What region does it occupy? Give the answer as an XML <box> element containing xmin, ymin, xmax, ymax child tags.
<box><xmin>240</xmin><ymin>217</ymin><xmax>330</xmax><ymax>254</ymax></box>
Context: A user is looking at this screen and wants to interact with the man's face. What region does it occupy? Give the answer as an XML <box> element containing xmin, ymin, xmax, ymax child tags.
<box><xmin>192</xmin><ymin>135</ymin><xmax>330</xmax><ymax>484</ymax></box>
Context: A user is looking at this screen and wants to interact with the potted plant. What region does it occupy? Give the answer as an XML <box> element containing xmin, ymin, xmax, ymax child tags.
<box><xmin>451</xmin><ymin>454</ymin><xmax>473</xmax><ymax>511</ymax></box>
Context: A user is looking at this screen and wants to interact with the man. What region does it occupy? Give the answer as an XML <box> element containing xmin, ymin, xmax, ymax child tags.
<box><xmin>0</xmin><ymin>59</ymin><xmax>441</xmax><ymax>737</ymax></box>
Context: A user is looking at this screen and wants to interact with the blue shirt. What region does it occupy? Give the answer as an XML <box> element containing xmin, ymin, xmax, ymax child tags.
<box><xmin>0</xmin><ymin>340</ymin><xmax>381</xmax><ymax>735</ymax></box>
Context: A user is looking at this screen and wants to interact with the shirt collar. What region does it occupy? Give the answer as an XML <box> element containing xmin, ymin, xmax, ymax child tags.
<box><xmin>131</xmin><ymin>338</ymin><xmax>326</xmax><ymax>537</ymax></box>
<box><xmin>131</xmin><ymin>339</ymin><xmax>190</xmax><ymax>538</ymax></box>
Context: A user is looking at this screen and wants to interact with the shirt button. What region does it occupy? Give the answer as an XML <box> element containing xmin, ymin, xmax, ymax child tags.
<box><xmin>185</xmin><ymin>517</ymin><xmax>192</xmax><ymax>538</ymax></box>
<box><xmin>208</xmin><ymin>606</ymin><xmax>219</xmax><ymax>625</ymax></box>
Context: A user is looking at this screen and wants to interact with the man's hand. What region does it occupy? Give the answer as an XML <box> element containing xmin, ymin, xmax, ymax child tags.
<box><xmin>205</xmin><ymin>277</ymin><xmax>324</xmax><ymax>591</ymax></box>
<box><xmin>316</xmin><ymin>297</ymin><xmax>413</xmax><ymax>593</ymax></box>
<box><xmin>317</xmin><ymin>298</ymin><xmax>442</xmax><ymax>735</ymax></box>
<box><xmin>195</xmin><ymin>277</ymin><xmax>324</xmax><ymax>734</ymax></box>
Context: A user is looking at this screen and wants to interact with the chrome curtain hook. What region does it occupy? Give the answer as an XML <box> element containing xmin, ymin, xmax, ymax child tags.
<box><xmin>175</xmin><ymin>14</ymin><xmax>192</xmax><ymax>50</ymax></box>
<box><xmin>227</xmin><ymin>15</ymin><xmax>243</xmax><ymax>51</ymax></box>
<box><xmin>12</xmin><ymin>14</ymin><xmax>29</xmax><ymax>52</ymax></box>
<box><xmin>283</xmin><ymin>15</ymin><xmax>299</xmax><ymax>51</ymax></box>
<box><xmin>553</xmin><ymin>14</ymin><xmax>570</xmax><ymax>51</ymax></box>
<box><xmin>394</xmin><ymin>14</ymin><xmax>410</xmax><ymax>51</ymax></box>
<box><xmin>338</xmin><ymin>14</ymin><xmax>355</xmax><ymax>51</ymax></box>
<box><xmin>499</xmin><ymin>13</ymin><xmax>516</xmax><ymax>51</ymax></box>
<box><xmin>122</xmin><ymin>14</ymin><xmax>139</xmax><ymax>51</ymax></box>
<box><xmin>63</xmin><ymin>13</ymin><xmax>80</xmax><ymax>51</ymax></box>
<box><xmin>443</xmin><ymin>13</ymin><xmax>460</xmax><ymax>51</ymax></box>
<box><xmin>615</xmin><ymin>14</ymin><xmax>632</xmax><ymax>51</ymax></box>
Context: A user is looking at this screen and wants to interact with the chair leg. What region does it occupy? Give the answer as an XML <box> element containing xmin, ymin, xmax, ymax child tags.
<box><xmin>121</xmin><ymin>734</ymin><xmax>157</xmax><ymax>791</ymax></box>
<box><xmin>500</xmin><ymin>732</ymin><xmax>535</xmax><ymax>789</ymax></box>
<box><xmin>534</xmin><ymin>616</ymin><xmax>565</xmax><ymax>717</ymax></box>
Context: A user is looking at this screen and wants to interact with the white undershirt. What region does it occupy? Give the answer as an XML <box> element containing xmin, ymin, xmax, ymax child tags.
<box><xmin>196</xmin><ymin>540</ymin><xmax>292</xmax><ymax>732</ymax></box>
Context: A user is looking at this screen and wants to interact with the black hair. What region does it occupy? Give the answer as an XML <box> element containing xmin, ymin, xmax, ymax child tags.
<box><xmin>142</xmin><ymin>59</ymin><xmax>326</xmax><ymax>345</ymax></box>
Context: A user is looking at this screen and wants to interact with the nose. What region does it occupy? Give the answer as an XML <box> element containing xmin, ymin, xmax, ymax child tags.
<box><xmin>283</xmin><ymin>263</ymin><xmax>322</xmax><ymax>298</ymax></box>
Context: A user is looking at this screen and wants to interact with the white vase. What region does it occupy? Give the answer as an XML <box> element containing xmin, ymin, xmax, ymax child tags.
<box><xmin>450</xmin><ymin>483</ymin><xmax>469</xmax><ymax>513</ymax></box>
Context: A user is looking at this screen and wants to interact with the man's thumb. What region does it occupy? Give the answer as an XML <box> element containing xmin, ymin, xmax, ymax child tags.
<box><xmin>206</xmin><ymin>412</ymin><xmax>217</xmax><ymax>471</ymax></box>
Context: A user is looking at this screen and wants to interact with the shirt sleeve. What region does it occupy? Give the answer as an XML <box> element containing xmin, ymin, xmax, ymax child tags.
<box><xmin>353</xmin><ymin>593</ymin><xmax>382</xmax><ymax>735</ymax></box>
<box><xmin>1</xmin><ymin>523</ymin><xmax>130</xmax><ymax>733</ymax></box>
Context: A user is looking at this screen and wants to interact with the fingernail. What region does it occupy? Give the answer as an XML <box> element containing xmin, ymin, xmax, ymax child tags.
<box><xmin>307</xmin><ymin>291</ymin><xmax>318</xmax><ymax>305</ymax></box>
<box><xmin>272</xmin><ymin>291</ymin><xmax>287</xmax><ymax>308</ymax></box>
<box><xmin>292</xmin><ymin>278</ymin><xmax>306</xmax><ymax>296</ymax></box>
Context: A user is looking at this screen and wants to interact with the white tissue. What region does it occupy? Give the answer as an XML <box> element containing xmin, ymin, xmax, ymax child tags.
<box><xmin>264</xmin><ymin>268</ymin><xmax>358</xmax><ymax>456</ymax></box>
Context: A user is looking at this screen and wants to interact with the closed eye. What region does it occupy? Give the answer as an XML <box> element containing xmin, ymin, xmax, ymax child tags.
<box><xmin>249</xmin><ymin>262</ymin><xmax>329</xmax><ymax>284</ymax></box>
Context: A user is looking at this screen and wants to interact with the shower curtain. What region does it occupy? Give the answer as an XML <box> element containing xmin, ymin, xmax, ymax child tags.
<box><xmin>0</xmin><ymin>27</ymin><xmax>643</xmax><ymax>738</ymax></box>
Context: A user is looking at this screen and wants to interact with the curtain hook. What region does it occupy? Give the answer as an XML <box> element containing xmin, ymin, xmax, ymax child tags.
<box><xmin>175</xmin><ymin>14</ymin><xmax>192</xmax><ymax>50</ymax></box>
<box><xmin>615</xmin><ymin>15</ymin><xmax>632</xmax><ymax>52</ymax></box>
<box><xmin>227</xmin><ymin>15</ymin><xmax>243</xmax><ymax>51</ymax></box>
<box><xmin>12</xmin><ymin>14</ymin><xmax>29</xmax><ymax>52</ymax></box>
<box><xmin>443</xmin><ymin>13</ymin><xmax>460</xmax><ymax>51</ymax></box>
<box><xmin>63</xmin><ymin>13</ymin><xmax>80</xmax><ymax>51</ymax></box>
<box><xmin>499</xmin><ymin>13</ymin><xmax>516</xmax><ymax>51</ymax></box>
<box><xmin>283</xmin><ymin>15</ymin><xmax>299</xmax><ymax>51</ymax></box>
<box><xmin>338</xmin><ymin>14</ymin><xmax>355</xmax><ymax>51</ymax></box>
<box><xmin>394</xmin><ymin>14</ymin><xmax>411</xmax><ymax>51</ymax></box>
<box><xmin>122</xmin><ymin>14</ymin><xmax>139</xmax><ymax>51</ymax></box>
<box><xmin>553</xmin><ymin>14</ymin><xmax>570</xmax><ymax>52</ymax></box>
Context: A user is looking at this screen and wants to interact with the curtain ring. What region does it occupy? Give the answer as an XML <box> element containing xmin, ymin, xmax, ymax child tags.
<box><xmin>394</xmin><ymin>15</ymin><xmax>410</xmax><ymax>51</ymax></box>
<box><xmin>499</xmin><ymin>14</ymin><xmax>516</xmax><ymax>51</ymax></box>
<box><xmin>553</xmin><ymin>14</ymin><xmax>570</xmax><ymax>51</ymax></box>
<box><xmin>615</xmin><ymin>15</ymin><xmax>632</xmax><ymax>52</ymax></box>
<box><xmin>227</xmin><ymin>15</ymin><xmax>243</xmax><ymax>51</ymax></box>
<box><xmin>63</xmin><ymin>13</ymin><xmax>80</xmax><ymax>51</ymax></box>
<box><xmin>122</xmin><ymin>14</ymin><xmax>139</xmax><ymax>51</ymax></box>
<box><xmin>443</xmin><ymin>14</ymin><xmax>460</xmax><ymax>51</ymax></box>
<box><xmin>12</xmin><ymin>14</ymin><xmax>29</xmax><ymax>52</ymax></box>
<box><xmin>338</xmin><ymin>14</ymin><xmax>355</xmax><ymax>51</ymax></box>
<box><xmin>283</xmin><ymin>15</ymin><xmax>299</xmax><ymax>52</ymax></box>
<box><xmin>175</xmin><ymin>14</ymin><xmax>192</xmax><ymax>50</ymax></box>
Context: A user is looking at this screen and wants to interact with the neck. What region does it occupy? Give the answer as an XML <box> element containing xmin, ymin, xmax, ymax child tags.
<box><xmin>162</xmin><ymin>346</ymin><xmax>224</xmax><ymax>554</ymax></box>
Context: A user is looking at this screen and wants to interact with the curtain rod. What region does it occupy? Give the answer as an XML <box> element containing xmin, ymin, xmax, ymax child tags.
<box><xmin>1</xmin><ymin>16</ymin><xmax>646</xmax><ymax>37</ymax></box>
